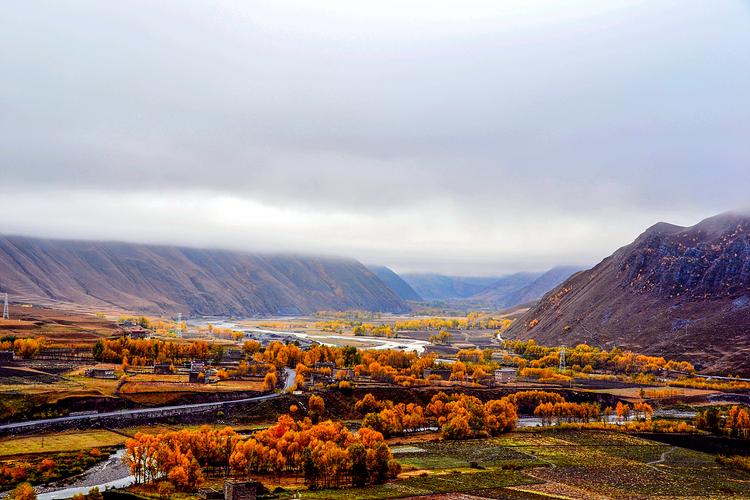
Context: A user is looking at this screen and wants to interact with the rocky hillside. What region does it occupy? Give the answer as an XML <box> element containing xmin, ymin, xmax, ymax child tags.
<box><xmin>0</xmin><ymin>235</ymin><xmax>408</xmax><ymax>316</ymax></box>
<box><xmin>506</xmin><ymin>213</ymin><xmax>750</xmax><ymax>374</ymax></box>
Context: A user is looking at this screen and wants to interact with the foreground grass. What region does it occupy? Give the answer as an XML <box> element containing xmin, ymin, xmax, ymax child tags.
<box><xmin>296</xmin><ymin>469</ymin><xmax>538</xmax><ymax>500</ymax></box>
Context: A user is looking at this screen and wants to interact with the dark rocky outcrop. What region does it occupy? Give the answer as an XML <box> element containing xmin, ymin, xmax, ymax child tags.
<box><xmin>506</xmin><ymin>212</ymin><xmax>750</xmax><ymax>375</ymax></box>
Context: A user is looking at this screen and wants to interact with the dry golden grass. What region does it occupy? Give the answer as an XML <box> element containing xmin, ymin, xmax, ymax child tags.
<box><xmin>119</xmin><ymin>379</ymin><xmax>264</xmax><ymax>394</ymax></box>
<box><xmin>0</xmin><ymin>429</ymin><xmax>125</xmax><ymax>456</ymax></box>
<box><xmin>127</xmin><ymin>373</ymin><xmax>188</xmax><ymax>383</ymax></box>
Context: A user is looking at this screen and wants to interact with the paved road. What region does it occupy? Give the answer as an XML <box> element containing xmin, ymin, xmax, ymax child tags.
<box><xmin>0</xmin><ymin>368</ymin><xmax>295</xmax><ymax>434</ymax></box>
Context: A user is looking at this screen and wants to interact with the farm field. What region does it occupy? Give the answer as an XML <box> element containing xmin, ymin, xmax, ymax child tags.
<box><xmin>286</xmin><ymin>429</ymin><xmax>750</xmax><ymax>499</ymax></box>
<box><xmin>0</xmin><ymin>429</ymin><xmax>126</xmax><ymax>456</ymax></box>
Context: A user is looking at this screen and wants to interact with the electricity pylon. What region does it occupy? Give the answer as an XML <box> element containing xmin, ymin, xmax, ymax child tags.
<box><xmin>2</xmin><ymin>293</ymin><xmax>9</xmax><ymax>320</ymax></box>
<box><xmin>559</xmin><ymin>346</ymin><xmax>566</xmax><ymax>372</ymax></box>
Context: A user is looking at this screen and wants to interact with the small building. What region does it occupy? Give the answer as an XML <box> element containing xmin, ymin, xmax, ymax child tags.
<box><xmin>223</xmin><ymin>479</ymin><xmax>257</xmax><ymax>500</ymax></box>
<box><xmin>221</xmin><ymin>349</ymin><xmax>245</xmax><ymax>364</ymax></box>
<box><xmin>127</xmin><ymin>328</ymin><xmax>151</xmax><ymax>339</ymax></box>
<box><xmin>423</xmin><ymin>368</ymin><xmax>452</xmax><ymax>381</ymax></box>
<box><xmin>86</xmin><ymin>367</ymin><xmax>116</xmax><ymax>379</ymax></box>
<box><xmin>494</xmin><ymin>367</ymin><xmax>517</xmax><ymax>384</ymax></box>
<box><xmin>0</xmin><ymin>351</ymin><xmax>14</xmax><ymax>364</ymax></box>
<box><xmin>153</xmin><ymin>363</ymin><xmax>173</xmax><ymax>375</ymax></box>
<box><xmin>190</xmin><ymin>361</ymin><xmax>206</xmax><ymax>372</ymax></box>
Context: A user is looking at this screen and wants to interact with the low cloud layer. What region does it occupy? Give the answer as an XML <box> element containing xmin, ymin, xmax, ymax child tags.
<box><xmin>2</xmin><ymin>1</ymin><xmax>749</xmax><ymax>274</ymax></box>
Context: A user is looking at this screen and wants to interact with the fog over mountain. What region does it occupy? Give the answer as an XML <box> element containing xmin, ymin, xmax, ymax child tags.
<box><xmin>0</xmin><ymin>235</ymin><xmax>408</xmax><ymax>316</ymax></box>
<box><xmin>2</xmin><ymin>1</ymin><xmax>750</xmax><ymax>275</ymax></box>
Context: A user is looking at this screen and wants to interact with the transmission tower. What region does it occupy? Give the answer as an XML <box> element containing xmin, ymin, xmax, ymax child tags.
<box><xmin>176</xmin><ymin>312</ymin><xmax>183</xmax><ymax>337</ymax></box>
<box><xmin>558</xmin><ymin>347</ymin><xmax>566</xmax><ymax>372</ymax></box>
<box><xmin>2</xmin><ymin>293</ymin><xmax>8</xmax><ymax>320</ymax></box>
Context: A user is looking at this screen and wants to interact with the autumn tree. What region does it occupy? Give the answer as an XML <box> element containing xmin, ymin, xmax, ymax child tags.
<box><xmin>263</xmin><ymin>371</ymin><xmax>277</xmax><ymax>391</ymax></box>
<box><xmin>8</xmin><ymin>483</ymin><xmax>36</xmax><ymax>500</ymax></box>
<box><xmin>348</xmin><ymin>442</ymin><xmax>369</xmax><ymax>487</ymax></box>
<box><xmin>13</xmin><ymin>338</ymin><xmax>43</xmax><ymax>359</ymax></box>
<box><xmin>302</xmin><ymin>448</ymin><xmax>320</xmax><ymax>488</ymax></box>
<box><xmin>615</xmin><ymin>402</ymin><xmax>631</xmax><ymax>422</ymax></box>
<box><xmin>309</xmin><ymin>394</ymin><xmax>325</xmax><ymax>422</ymax></box>
<box><xmin>484</xmin><ymin>399</ymin><xmax>517</xmax><ymax>434</ymax></box>
<box><xmin>87</xmin><ymin>487</ymin><xmax>104</xmax><ymax>500</ymax></box>
<box><xmin>506</xmin><ymin>391</ymin><xmax>564</xmax><ymax>414</ymax></box>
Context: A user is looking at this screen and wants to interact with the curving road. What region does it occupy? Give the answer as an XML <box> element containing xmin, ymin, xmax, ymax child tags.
<box><xmin>0</xmin><ymin>368</ymin><xmax>295</xmax><ymax>434</ymax></box>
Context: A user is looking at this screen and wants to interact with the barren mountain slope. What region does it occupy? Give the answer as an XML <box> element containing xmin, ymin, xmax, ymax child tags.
<box><xmin>367</xmin><ymin>265</ymin><xmax>422</xmax><ymax>301</ymax></box>
<box><xmin>506</xmin><ymin>213</ymin><xmax>750</xmax><ymax>375</ymax></box>
<box><xmin>0</xmin><ymin>235</ymin><xmax>407</xmax><ymax>316</ymax></box>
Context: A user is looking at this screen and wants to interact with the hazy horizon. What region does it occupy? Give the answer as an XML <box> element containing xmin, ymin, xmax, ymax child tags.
<box><xmin>3</xmin><ymin>1</ymin><xmax>749</xmax><ymax>275</ymax></box>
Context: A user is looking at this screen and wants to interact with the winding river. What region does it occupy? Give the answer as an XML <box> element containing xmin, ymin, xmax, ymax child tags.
<box><xmin>188</xmin><ymin>318</ymin><xmax>431</xmax><ymax>353</ymax></box>
<box><xmin>33</xmin><ymin>449</ymin><xmax>134</xmax><ymax>500</ymax></box>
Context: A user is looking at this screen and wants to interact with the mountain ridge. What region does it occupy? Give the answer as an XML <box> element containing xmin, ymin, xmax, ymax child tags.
<box><xmin>506</xmin><ymin>212</ymin><xmax>750</xmax><ymax>374</ymax></box>
<box><xmin>0</xmin><ymin>235</ymin><xmax>408</xmax><ymax>316</ymax></box>
<box><xmin>472</xmin><ymin>266</ymin><xmax>585</xmax><ymax>308</ymax></box>
<box><xmin>366</xmin><ymin>265</ymin><xmax>422</xmax><ymax>301</ymax></box>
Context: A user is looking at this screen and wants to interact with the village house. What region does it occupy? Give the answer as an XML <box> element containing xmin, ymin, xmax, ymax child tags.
<box><xmin>86</xmin><ymin>367</ymin><xmax>116</xmax><ymax>379</ymax></box>
<box><xmin>220</xmin><ymin>349</ymin><xmax>245</xmax><ymax>365</ymax></box>
<box><xmin>153</xmin><ymin>363</ymin><xmax>174</xmax><ymax>375</ymax></box>
<box><xmin>126</xmin><ymin>327</ymin><xmax>151</xmax><ymax>339</ymax></box>
<box><xmin>223</xmin><ymin>479</ymin><xmax>258</xmax><ymax>500</ymax></box>
<box><xmin>494</xmin><ymin>367</ymin><xmax>517</xmax><ymax>383</ymax></box>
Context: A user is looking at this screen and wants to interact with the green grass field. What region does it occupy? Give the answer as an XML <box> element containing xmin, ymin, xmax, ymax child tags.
<box><xmin>284</xmin><ymin>429</ymin><xmax>750</xmax><ymax>499</ymax></box>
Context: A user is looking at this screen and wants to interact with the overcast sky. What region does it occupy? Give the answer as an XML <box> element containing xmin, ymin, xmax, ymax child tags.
<box><xmin>2</xmin><ymin>1</ymin><xmax>749</xmax><ymax>275</ymax></box>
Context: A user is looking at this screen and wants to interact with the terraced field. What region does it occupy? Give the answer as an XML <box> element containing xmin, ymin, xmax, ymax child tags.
<box><xmin>290</xmin><ymin>429</ymin><xmax>750</xmax><ymax>499</ymax></box>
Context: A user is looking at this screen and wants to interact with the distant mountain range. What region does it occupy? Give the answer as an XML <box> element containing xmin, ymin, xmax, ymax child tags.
<box><xmin>0</xmin><ymin>235</ymin><xmax>408</xmax><ymax>316</ymax></box>
<box><xmin>399</xmin><ymin>274</ymin><xmax>503</xmax><ymax>301</ymax></box>
<box><xmin>401</xmin><ymin>266</ymin><xmax>584</xmax><ymax>308</ymax></box>
<box><xmin>506</xmin><ymin>212</ymin><xmax>750</xmax><ymax>375</ymax></box>
<box><xmin>472</xmin><ymin>266</ymin><xmax>586</xmax><ymax>308</ymax></box>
